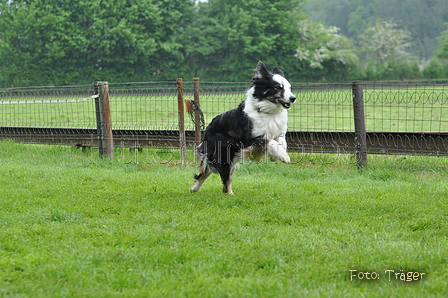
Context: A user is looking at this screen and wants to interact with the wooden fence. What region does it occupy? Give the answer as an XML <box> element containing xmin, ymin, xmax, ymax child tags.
<box><xmin>1</xmin><ymin>80</ymin><xmax>447</xmax><ymax>167</ymax></box>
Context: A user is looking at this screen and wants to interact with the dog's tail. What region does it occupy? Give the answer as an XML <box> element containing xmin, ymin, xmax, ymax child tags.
<box><xmin>194</xmin><ymin>142</ymin><xmax>210</xmax><ymax>178</ymax></box>
<box><xmin>185</xmin><ymin>99</ymin><xmax>205</xmax><ymax>129</ymax></box>
<box><xmin>194</xmin><ymin>151</ymin><xmax>210</xmax><ymax>179</ymax></box>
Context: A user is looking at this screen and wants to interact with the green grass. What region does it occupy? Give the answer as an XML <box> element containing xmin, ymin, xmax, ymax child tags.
<box><xmin>1</xmin><ymin>86</ymin><xmax>448</xmax><ymax>132</ymax></box>
<box><xmin>1</xmin><ymin>140</ymin><xmax>448</xmax><ymax>297</ymax></box>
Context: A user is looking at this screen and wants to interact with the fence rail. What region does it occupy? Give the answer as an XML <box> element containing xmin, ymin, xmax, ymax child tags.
<box><xmin>1</xmin><ymin>127</ymin><xmax>446</xmax><ymax>157</ymax></box>
<box><xmin>1</xmin><ymin>80</ymin><xmax>448</xmax><ymax>166</ymax></box>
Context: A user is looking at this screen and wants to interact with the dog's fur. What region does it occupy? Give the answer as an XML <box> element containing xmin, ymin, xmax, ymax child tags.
<box><xmin>190</xmin><ymin>61</ymin><xmax>296</xmax><ymax>194</ymax></box>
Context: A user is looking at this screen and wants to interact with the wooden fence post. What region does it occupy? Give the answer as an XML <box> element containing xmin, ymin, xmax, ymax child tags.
<box><xmin>94</xmin><ymin>81</ymin><xmax>114</xmax><ymax>158</ymax></box>
<box><xmin>352</xmin><ymin>81</ymin><xmax>367</xmax><ymax>168</ymax></box>
<box><xmin>177</xmin><ymin>78</ymin><xmax>187</xmax><ymax>165</ymax></box>
<box><xmin>193</xmin><ymin>77</ymin><xmax>202</xmax><ymax>163</ymax></box>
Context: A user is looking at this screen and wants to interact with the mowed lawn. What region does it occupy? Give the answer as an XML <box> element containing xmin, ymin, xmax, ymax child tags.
<box><xmin>1</xmin><ymin>141</ymin><xmax>448</xmax><ymax>297</ymax></box>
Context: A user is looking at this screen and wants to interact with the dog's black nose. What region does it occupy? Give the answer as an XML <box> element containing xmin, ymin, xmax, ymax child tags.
<box><xmin>290</xmin><ymin>95</ymin><xmax>296</xmax><ymax>103</ymax></box>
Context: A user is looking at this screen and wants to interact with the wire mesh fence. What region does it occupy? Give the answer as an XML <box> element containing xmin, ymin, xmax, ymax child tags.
<box><xmin>363</xmin><ymin>84</ymin><xmax>448</xmax><ymax>132</ymax></box>
<box><xmin>108</xmin><ymin>82</ymin><xmax>180</xmax><ymax>131</ymax></box>
<box><xmin>362</xmin><ymin>84</ymin><xmax>448</xmax><ymax>156</ymax></box>
<box><xmin>288</xmin><ymin>83</ymin><xmax>448</xmax><ymax>157</ymax></box>
<box><xmin>0</xmin><ymin>85</ymin><xmax>96</xmax><ymax>128</ymax></box>
<box><xmin>1</xmin><ymin>81</ymin><xmax>447</xmax><ymax>162</ymax></box>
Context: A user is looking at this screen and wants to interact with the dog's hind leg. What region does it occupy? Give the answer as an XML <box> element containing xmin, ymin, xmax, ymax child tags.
<box><xmin>220</xmin><ymin>172</ymin><xmax>234</xmax><ymax>195</ymax></box>
<box><xmin>219</xmin><ymin>162</ymin><xmax>236</xmax><ymax>195</ymax></box>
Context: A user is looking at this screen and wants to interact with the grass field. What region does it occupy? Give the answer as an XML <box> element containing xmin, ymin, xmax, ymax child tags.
<box><xmin>1</xmin><ymin>140</ymin><xmax>448</xmax><ymax>297</ymax></box>
<box><xmin>1</xmin><ymin>85</ymin><xmax>447</xmax><ymax>132</ymax></box>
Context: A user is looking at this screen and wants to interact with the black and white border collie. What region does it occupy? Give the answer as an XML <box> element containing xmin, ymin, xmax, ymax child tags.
<box><xmin>190</xmin><ymin>61</ymin><xmax>296</xmax><ymax>194</ymax></box>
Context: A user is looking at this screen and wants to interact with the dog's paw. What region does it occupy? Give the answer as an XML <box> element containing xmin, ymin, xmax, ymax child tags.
<box><xmin>280</xmin><ymin>153</ymin><xmax>291</xmax><ymax>164</ymax></box>
<box><xmin>189</xmin><ymin>182</ymin><xmax>200</xmax><ymax>193</ymax></box>
<box><xmin>268</xmin><ymin>140</ymin><xmax>290</xmax><ymax>163</ymax></box>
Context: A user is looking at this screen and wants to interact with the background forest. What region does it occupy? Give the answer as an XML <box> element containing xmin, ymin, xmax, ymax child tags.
<box><xmin>1</xmin><ymin>0</ymin><xmax>448</xmax><ymax>87</ymax></box>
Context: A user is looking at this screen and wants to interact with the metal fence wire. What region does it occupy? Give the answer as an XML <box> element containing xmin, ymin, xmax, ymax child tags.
<box><xmin>0</xmin><ymin>85</ymin><xmax>96</xmax><ymax>128</ymax></box>
<box><xmin>1</xmin><ymin>81</ymin><xmax>447</xmax><ymax>158</ymax></box>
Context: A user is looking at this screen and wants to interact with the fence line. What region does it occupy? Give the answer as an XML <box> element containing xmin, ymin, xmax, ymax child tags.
<box><xmin>0</xmin><ymin>94</ymin><xmax>99</xmax><ymax>105</ymax></box>
<box><xmin>1</xmin><ymin>80</ymin><xmax>448</xmax><ymax>166</ymax></box>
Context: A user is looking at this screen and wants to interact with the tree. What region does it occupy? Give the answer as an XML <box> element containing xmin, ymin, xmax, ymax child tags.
<box><xmin>358</xmin><ymin>20</ymin><xmax>412</xmax><ymax>63</ymax></box>
<box><xmin>435</xmin><ymin>26</ymin><xmax>448</xmax><ymax>59</ymax></box>
<box><xmin>357</xmin><ymin>19</ymin><xmax>420</xmax><ymax>80</ymax></box>
<box><xmin>306</xmin><ymin>0</ymin><xmax>448</xmax><ymax>63</ymax></box>
<box><xmin>182</xmin><ymin>0</ymin><xmax>307</xmax><ymax>81</ymax></box>
<box><xmin>305</xmin><ymin>0</ymin><xmax>355</xmax><ymax>38</ymax></box>
<box><xmin>0</xmin><ymin>0</ymin><xmax>195</xmax><ymax>87</ymax></box>
<box><xmin>422</xmin><ymin>25</ymin><xmax>448</xmax><ymax>79</ymax></box>
<box><xmin>422</xmin><ymin>58</ymin><xmax>447</xmax><ymax>79</ymax></box>
<box><xmin>294</xmin><ymin>19</ymin><xmax>358</xmax><ymax>81</ymax></box>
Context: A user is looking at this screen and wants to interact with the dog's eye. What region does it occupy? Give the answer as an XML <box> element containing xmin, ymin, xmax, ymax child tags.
<box><xmin>275</xmin><ymin>85</ymin><xmax>283</xmax><ymax>90</ymax></box>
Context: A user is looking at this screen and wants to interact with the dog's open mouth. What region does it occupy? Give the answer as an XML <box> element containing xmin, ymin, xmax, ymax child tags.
<box><xmin>278</xmin><ymin>100</ymin><xmax>291</xmax><ymax>109</ymax></box>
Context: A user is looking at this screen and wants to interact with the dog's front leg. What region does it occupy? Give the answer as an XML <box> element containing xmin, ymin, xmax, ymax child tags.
<box><xmin>268</xmin><ymin>139</ymin><xmax>290</xmax><ymax>163</ymax></box>
<box><xmin>277</xmin><ymin>135</ymin><xmax>287</xmax><ymax>151</ymax></box>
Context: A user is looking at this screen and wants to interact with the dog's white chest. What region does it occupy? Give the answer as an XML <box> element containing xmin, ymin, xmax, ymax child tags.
<box><xmin>253</xmin><ymin>112</ymin><xmax>287</xmax><ymax>139</ymax></box>
<box><xmin>244</xmin><ymin>103</ymin><xmax>288</xmax><ymax>139</ymax></box>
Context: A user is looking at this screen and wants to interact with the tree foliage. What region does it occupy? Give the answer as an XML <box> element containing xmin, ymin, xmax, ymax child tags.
<box><xmin>182</xmin><ymin>0</ymin><xmax>307</xmax><ymax>81</ymax></box>
<box><xmin>0</xmin><ymin>0</ymin><xmax>446</xmax><ymax>87</ymax></box>
<box><xmin>358</xmin><ymin>20</ymin><xmax>412</xmax><ymax>64</ymax></box>
<box><xmin>306</xmin><ymin>0</ymin><xmax>448</xmax><ymax>62</ymax></box>
<box><xmin>422</xmin><ymin>25</ymin><xmax>448</xmax><ymax>79</ymax></box>
<box><xmin>295</xmin><ymin>19</ymin><xmax>358</xmax><ymax>69</ymax></box>
<box><xmin>356</xmin><ymin>20</ymin><xmax>421</xmax><ymax>81</ymax></box>
<box><xmin>436</xmin><ymin>26</ymin><xmax>448</xmax><ymax>60</ymax></box>
<box><xmin>0</xmin><ymin>0</ymin><xmax>195</xmax><ymax>86</ymax></box>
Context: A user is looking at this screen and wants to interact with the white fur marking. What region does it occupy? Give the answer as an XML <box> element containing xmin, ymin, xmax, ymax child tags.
<box><xmin>190</xmin><ymin>181</ymin><xmax>202</xmax><ymax>193</ymax></box>
<box><xmin>268</xmin><ymin>139</ymin><xmax>291</xmax><ymax>163</ymax></box>
<box><xmin>243</xmin><ymin>73</ymin><xmax>294</xmax><ymax>163</ymax></box>
<box><xmin>244</xmin><ymin>90</ymin><xmax>288</xmax><ymax>139</ymax></box>
<box><xmin>273</xmin><ymin>74</ymin><xmax>295</xmax><ymax>101</ymax></box>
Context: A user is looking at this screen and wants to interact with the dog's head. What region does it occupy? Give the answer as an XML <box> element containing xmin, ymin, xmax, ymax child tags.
<box><xmin>250</xmin><ymin>61</ymin><xmax>296</xmax><ymax>109</ymax></box>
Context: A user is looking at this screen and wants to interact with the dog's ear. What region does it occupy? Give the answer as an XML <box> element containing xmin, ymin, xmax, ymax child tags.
<box><xmin>272</xmin><ymin>66</ymin><xmax>284</xmax><ymax>77</ymax></box>
<box><xmin>253</xmin><ymin>61</ymin><xmax>271</xmax><ymax>79</ymax></box>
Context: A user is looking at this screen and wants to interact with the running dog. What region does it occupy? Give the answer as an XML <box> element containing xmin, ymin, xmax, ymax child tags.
<box><xmin>190</xmin><ymin>61</ymin><xmax>296</xmax><ymax>194</ymax></box>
